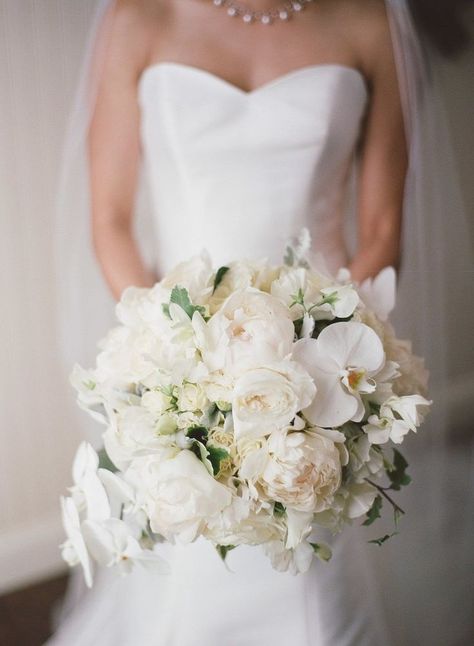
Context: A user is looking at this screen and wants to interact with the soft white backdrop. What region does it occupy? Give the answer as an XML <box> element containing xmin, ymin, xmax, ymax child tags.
<box><xmin>0</xmin><ymin>0</ymin><xmax>473</xmax><ymax>594</ymax></box>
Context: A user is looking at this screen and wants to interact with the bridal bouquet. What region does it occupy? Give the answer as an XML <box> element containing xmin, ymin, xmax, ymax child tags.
<box><xmin>61</xmin><ymin>232</ymin><xmax>431</xmax><ymax>586</ymax></box>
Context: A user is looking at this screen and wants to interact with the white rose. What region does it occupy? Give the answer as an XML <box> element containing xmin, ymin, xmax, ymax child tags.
<box><xmin>232</xmin><ymin>362</ymin><xmax>315</xmax><ymax>440</ymax></box>
<box><xmin>177</xmin><ymin>382</ymin><xmax>208</xmax><ymax>413</ymax></box>
<box><xmin>195</xmin><ymin>288</ymin><xmax>295</xmax><ymax>377</ymax></box>
<box><xmin>133</xmin><ymin>450</ymin><xmax>232</xmax><ymax>543</ymax></box>
<box><xmin>210</xmin><ymin>260</ymin><xmax>281</xmax><ymax>313</ymax></box>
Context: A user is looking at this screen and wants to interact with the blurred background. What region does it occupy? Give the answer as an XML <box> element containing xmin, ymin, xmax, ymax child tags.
<box><xmin>0</xmin><ymin>1</ymin><xmax>473</xmax><ymax>644</ymax></box>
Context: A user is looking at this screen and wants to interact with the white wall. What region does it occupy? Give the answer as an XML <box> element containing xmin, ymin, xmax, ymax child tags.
<box><xmin>0</xmin><ymin>1</ymin><xmax>473</xmax><ymax>594</ymax></box>
<box><xmin>0</xmin><ymin>0</ymin><xmax>97</xmax><ymax>593</ymax></box>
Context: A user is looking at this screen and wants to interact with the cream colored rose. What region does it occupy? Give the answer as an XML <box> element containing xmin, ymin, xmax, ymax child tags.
<box><xmin>176</xmin><ymin>382</ymin><xmax>208</xmax><ymax>413</ymax></box>
<box><xmin>232</xmin><ymin>361</ymin><xmax>315</xmax><ymax>440</ymax></box>
<box><xmin>209</xmin><ymin>261</ymin><xmax>281</xmax><ymax>313</ymax></box>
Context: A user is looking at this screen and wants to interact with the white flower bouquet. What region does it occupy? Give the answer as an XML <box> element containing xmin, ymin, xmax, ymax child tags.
<box><xmin>61</xmin><ymin>233</ymin><xmax>431</xmax><ymax>586</ymax></box>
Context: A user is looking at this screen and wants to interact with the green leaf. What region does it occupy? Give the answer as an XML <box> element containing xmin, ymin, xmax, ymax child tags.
<box><xmin>186</xmin><ymin>425</ymin><xmax>208</xmax><ymax>444</ymax></box>
<box><xmin>274</xmin><ymin>502</ymin><xmax>286</xmax><ymax>517</ymax></box>
<box><xmin>189</xmin><ymin>440</ymin><xmax>214</xmax><ymax>475</ymax></box>
<box><xmin>387</xmin><ymin>449</ymin><xmax>411</xmax><ymax>491</ymax></box>
<box><xmin>97</xmin><ymin>447</ymin><xmax>118</xmax><ymax>473</ymax></box>
<box><xmin>293</xmin><ymin>317</ymin><xmax>304</xmax><ymax>339</ymax></box>
<box><xmin>212</xmin><ymin>266</ymin><xmax>230</xmax><ymax>293</ymax></box>
<box><xmin>207</xmin><ymin>445</ymin><xmax>231</xmax><ymax>476</ymax></box>
<box><xmin>200</xmin><ymin>403</ymin><xmax>220</xmax><ymax>428</ymax></box>
<box><xmin>216</xmin><ymin>544</ymin><xmax>236</xmax><ymax>561</ymax></box>
<box><xmin>289</xmin><ymin>288</ymin><xmax>305</xmax><ymax>308</ymax></box>
<box><xmin>368</xmin><ymin>532</ymin><xmax>398</xmax><ymax>547</ymax></box>
<box><xmin>393</xmin><ymin>506</ymin><xmax>404</xmax><ymax>527</ymax></box>
<box><xmin>362</xmin><ymin>494</ymin><xmax>383</xmax><ymax>526</ymax></box>
<box><xmin>169</xmin><ymin>285</ymin><xmax>207</xmax><ymax>319</ymax></box>
<box><xmin>310</xmin><ymin>542</ymin><xmax>332</xmax><ymax>562</ymax></box>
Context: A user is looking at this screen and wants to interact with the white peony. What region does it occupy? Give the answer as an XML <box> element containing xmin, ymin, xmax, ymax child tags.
<box><xmin>240</xmin><ymin>428</ymin><xmax>342</xmax><ymax>513</ymax></box>
<box><xmin>195</xmin><ymin>288</ymin><xmax>295</xmax><ymax>377</ymax></box>
<box><xmin>232</xmin><ymin>361</ymin><xmax>315</xmax><ymax>439</ymax></box>
<box><xmin>115</xmin><ymin>283</ymin><xmax>170</xmax><ymax>330</ymax></box>
<box><xmin>159</xmin><ymin>251</ymin><xmax>214</xmax><ymax>304</ymax></box>
<box><xmin>130</xmin><ymin>451</ymin><xmax>232</xmax><ymax>543</ymax></box>
<box><xmin>293</xmin><ymin>321</ymin><xmax>386</xmax><ymax>428</ymax></box>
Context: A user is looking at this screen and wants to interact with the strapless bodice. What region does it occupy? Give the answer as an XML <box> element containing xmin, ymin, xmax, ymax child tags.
<box><xmin>138</xmin><ymin>62</ymin><xmax>368</xmax><ymax>273</ymax></box>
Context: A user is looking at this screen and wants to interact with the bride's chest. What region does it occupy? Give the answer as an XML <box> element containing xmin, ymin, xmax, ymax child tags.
<box><xmin>138</xmin><ymin>62</ymin><xmax>368</xmax><ymax>165</ymax></box>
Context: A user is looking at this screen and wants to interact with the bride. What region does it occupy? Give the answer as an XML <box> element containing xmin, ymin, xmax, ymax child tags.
<box><xmin>49</xmin><ymin>1</ymin><xmax>473</xmax><ymax>645</ymax></box>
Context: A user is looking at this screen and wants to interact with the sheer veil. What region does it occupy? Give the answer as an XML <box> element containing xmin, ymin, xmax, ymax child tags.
<box><xmin>54</xmin><ymin>0</ymin><xmax>473</xmax><ymax>642</ymax></box>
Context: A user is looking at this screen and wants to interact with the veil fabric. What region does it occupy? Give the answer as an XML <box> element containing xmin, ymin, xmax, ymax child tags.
<box><xmin>54</xmin><ymin>0</ymin><xmax>474</xmax><ymax>642</ymax></box>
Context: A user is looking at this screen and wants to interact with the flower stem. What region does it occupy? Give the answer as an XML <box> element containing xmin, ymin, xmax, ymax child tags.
<box><xmin>364</xmin><ymin>478</ymin><xmax>405</xmax><ymax>516</ymax></box>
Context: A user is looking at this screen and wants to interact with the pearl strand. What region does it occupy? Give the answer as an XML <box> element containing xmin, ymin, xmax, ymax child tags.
<box><xmin>211</xmin><ymin>0</ymin><xmax>315</xmax><ymax>25</ymax></box>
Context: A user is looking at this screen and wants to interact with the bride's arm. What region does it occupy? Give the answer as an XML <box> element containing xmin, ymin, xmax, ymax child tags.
<box><xmin>347</xmin><ymin>4</ymin><xmax>408</xmax><ymax>283</ymax></box>
<box><xmin>88</xmin><ymin>1</ymin><xmax>156</xmax><ymax>301</ymax></box>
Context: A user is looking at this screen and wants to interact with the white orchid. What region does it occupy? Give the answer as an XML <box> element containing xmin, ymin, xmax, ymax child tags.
<box><xmin>363</xmin><ymin>394</ymin><xmax>431</xmax><ymax>444</ymax></box>
<box><xmin>311</xmin><ymin>284</ymin><xmax>360</xmax><ymax>321</ymax></box>
<box><xmin>293</xmin><ymin>321</ymin><xmax>386</xmax><ymax>428</ymax></box>
<box><xmin>263</xmin><ymin>538</ymin><xmax>315</xmax><ymax>575</ymax></box>
<box><xmin>81</xmin><ymin>518</ymin><xmax>169</xmax><ymax>576</ymax></box>
<box><xmin>358</xmin><ymin>266</ymin><xmax>396</xmax><ymax>322</ymax></box>
<box><xmin>69</xmin><ymin>442</ymin><xmax>111</xmax><ymax>521</ymax></box>
<box><xmin>60</xmin><ymin>496</ymin><xmax>94</xmax><ymax>587</ymax></box>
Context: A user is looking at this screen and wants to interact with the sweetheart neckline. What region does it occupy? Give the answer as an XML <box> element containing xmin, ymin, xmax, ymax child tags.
<box><xmin>138</xmin><ymin>61</ymin><xmax>369</xmax><ymax>98</ymax></box>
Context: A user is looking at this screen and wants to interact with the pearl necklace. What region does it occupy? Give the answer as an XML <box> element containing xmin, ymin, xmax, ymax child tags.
<box><xmin>212</xmin><ymin>0</ymin><xmax>315</xmax><ymax>25</ymax></box>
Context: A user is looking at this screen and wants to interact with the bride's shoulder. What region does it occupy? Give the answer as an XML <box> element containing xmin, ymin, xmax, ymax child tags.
<box><xmin>100</xmin><ymin>0</ymin><xmax>168</xmax><ymax>72</ymax></box>
<box><xmin>325</xmin><ymin>0</ymin><xmax>395</xmax><ymax>75</ymax></box>
<box><xmin>107</xmin><ymin>0</ymin><xmax>165</xmax><ymax>26</ymax></box>
<box><xmin>324</xmin><ymin>0</ymin><xmax>390</xmax><ymax>30</ymax></box>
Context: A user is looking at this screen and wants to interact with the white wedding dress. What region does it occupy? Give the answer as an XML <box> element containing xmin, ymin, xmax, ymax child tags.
<box><xmin>48</xmin><ymin>62</ymin><xmax>390</xmax><ymax>646</ymax></box>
